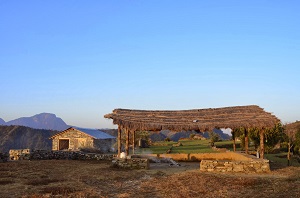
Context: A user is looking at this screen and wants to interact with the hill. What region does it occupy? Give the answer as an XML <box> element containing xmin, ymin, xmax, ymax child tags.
<box><xmin>0</xmin><ymin>118</ymin><xmax>5</xmax><ymax>125</ymax></box>
<box><xmin>0</xmin><ymin>125</ymin><xmax>58</xmax><ymax>153</ymax></box>
<box><xmin>149</xmin><ymin>129</ymin><xmax>231</xmax><ymax>142</ymax></box>
<box><xmin>4</xmin><ymin>113</ymin><xmax>68</xmax><ymax>131</ymax></box>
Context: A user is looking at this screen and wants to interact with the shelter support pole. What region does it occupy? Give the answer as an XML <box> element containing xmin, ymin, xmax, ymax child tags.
<box><xmin>125</xmin><ymin>128</ymin><xmax>129</xmax><ymax>156</ymax></box>
<box><xmin>117</xmin><ymin>125</ymin><xmax>122</xmax><ymax>158</ymax></box>
<box><xmin>260</xmin><ymin>129</ymin><xmax>265</xmax><ymax>159</ymax></box>
<box><xmin>132</xmin><ymin>131</ymin><xmax>136</xmax><ymax>154</ymax></box>
<box><xmin>232</xmin><ymin>130</ymin><xmax>236</xmax><ymax>152</ymax></box>
<box><xmin>244</xmin><ymin>128</ymin><xmax>249</xmax><ymax>154</ymax></box>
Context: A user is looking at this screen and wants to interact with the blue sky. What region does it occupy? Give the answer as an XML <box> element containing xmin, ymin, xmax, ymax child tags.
<box><xmin>0</xmin><ymin>1</ymin><xmax>299</xmax><ymax>129</ymax></box>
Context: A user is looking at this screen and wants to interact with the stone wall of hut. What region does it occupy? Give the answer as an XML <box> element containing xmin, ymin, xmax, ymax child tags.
<box><xmin>52</xmin><ymin>129</ymin><xmax>94</xmax><ymax>151</ymax></box>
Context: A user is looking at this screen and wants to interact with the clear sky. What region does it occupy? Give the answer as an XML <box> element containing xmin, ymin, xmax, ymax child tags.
<box><xmin>0</xmin><ymin>1</ymin><xmax>299</xmax><ymax>129</ymax></box>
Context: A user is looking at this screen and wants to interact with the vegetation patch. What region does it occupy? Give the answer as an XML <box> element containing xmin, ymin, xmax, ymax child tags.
<box><xmin>25</xmin><ymin>178</ymin><xmax>63</xmax><ymax>186</ymax></box>
<box><xmin>40</xmin><ymin>186</ymin><xmax>77</xmax><ymax>195</ymax></box>
<box><xmin>0</xmin><ymin>179</ymin><xmax>15</xmax><ymax>185</ymax></box>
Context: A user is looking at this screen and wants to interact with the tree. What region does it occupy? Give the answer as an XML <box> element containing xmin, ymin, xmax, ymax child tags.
<box><xmin>264</xmin><ymin>123</ymin><xmax>284</xmax><ymax>153</ymax></box>
<box><xmin>209</xmin><ymin>131</ymin><xmax>220</xmax><ymax>147</ymax></box>
<box><xmin>284</xmin><ymin>121</ymin><xmax>300</xmax><ymax>165</ymax></box>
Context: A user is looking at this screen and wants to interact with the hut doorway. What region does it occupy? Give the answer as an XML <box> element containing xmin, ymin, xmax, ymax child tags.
<box><xmin>59</xmin><ymin>139</ymin><xmax>69</xmax><ymax>150</ymax></box>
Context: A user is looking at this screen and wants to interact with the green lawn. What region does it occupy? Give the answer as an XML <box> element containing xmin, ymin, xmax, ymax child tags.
<box><xmin>134</xmin><ymin>140</ymin><xmax>300</xmax><ymax>168</ymax></box>
<box><xmin>136</xmin><ymin>139</ymin><xmax>217</xmax><ymax>154</ymax></box>
<box><xmin>265</xmin><ymin>153</ymin><xmax>300</xmax><ymax>167</ymax></box>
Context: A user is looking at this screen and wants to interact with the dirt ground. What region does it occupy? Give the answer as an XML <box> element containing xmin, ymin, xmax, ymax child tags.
<box><xmin>0</xmin><ymin>160</ymin><xmax>299</xmax><ymax>198</ymax></box>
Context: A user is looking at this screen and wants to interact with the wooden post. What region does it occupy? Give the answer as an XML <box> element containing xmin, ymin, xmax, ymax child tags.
<box><xmin>125</xmin><ymin>128</ymin><xmax>129</xmax><ymax>156</ymax></box>
<box><xmin>117</xmin><ymin>125</ymin><xmax>122</xmax><ymax>158</ymax></box>
<box><xmin>132</xmin><ymin>131</ymin><xmax>136</xmax><ymax>154</ymax></box>
<box><xmin>232</xmin><ymin>130</ymin><xmax>236</xmax><ymax>152</ymax></box>
<box><xmin>244</xmin><ymin>128</ymin><xmax>249</xmax><ymax>154</ymax></box>
<box><xmin>288</xmin><ymin>140</ymin><xmax>291</xmax><ymax>166</ymax></box>
<box><xmin>260</xmin><ymin>129</ymin><xmax>265</xmax><ymax>159</ymax></box>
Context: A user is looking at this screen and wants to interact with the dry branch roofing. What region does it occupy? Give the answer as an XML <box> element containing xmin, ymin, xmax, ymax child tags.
<box><xmin>104</xmin><ymin>105</ymin><xmax>280</xmax><ymax>131</ymax></box>
<box><xmin>50</xmin><ymin>127</ymin><xmax>116</xmax><ymax>139</ymax></box>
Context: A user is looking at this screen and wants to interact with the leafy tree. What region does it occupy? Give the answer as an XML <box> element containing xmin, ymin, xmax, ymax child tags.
<box><xmin>209</xmin><ymin>131</ymin><xmax>220</xmax><ymax>147</ymax></box>
<box><xmin>189</xmin><ymin>134</ymin><xmax>196</xmax><ymax>139</ymax></box>
<box><xmin>164</xmin><ymin>137</ymin><xmax>171</xmax><ymax>142</ymax></box>
<box><xmin>264</xmin><ymin>123</ymin><xmax>284</xmax><ymax>153</ymax></box>
<box><xmin>248</xmin><ymin>128</ymin><xmax>260</xmax><ymax>150</ymax></box>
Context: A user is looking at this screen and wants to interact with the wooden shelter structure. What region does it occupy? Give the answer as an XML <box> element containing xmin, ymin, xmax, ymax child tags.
<box><xmin>104</xmin><ymin>105</ymin><xmax>280</xmax><ymax>159</ymax></box>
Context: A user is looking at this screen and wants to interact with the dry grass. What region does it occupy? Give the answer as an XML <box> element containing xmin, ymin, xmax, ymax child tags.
<box><xmin>104</xmin><ymin>105</ymin><xmax>280</xmax><ymax>131</ymax></box>
<box><xmin>0</xmin><ymin>160</ymin><xmax>299</xmax><ymax>198</ymax></box>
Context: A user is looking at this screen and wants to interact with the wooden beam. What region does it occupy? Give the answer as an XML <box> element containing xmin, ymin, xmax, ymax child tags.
<box><xmin>232</xmin><ymin>130</ymin><xmax>236</xmax><ymax>152</ymax></box>
<box><xmin>117</xmin><ymin>125</ymin><xmax>121</xmax><ymax>158</ymax></box>
<box><xmin>260</xmin><ymin>129</ymin><xmax>265</xmax><ymax>159</ymax></box>
<box><xmin>132</xmin><ymin>131</ymin><xmax>136</xmax><ymax>154</ymax></box>
<box><xmin>125</xmin><ymin>128</ymin><xmax>129</xmax><ymax>156</ymax></box>
<box><xmin>244</xmin><ymin>128</ymin><xmax>249</xmax><ymax>154</ymax></box>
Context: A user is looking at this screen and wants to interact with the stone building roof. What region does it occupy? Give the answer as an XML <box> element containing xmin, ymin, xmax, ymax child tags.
<box><xmin>50</xmin><ymin>127</ymin><xmax>116</xmax><ymax>139</ymax></box>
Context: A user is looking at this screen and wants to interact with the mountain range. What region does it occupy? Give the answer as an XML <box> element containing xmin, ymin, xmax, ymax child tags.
<box><xmin>0</xmin><ymin>113</ymin><xmax>69</xmax><ymax>131</ymax></box>
<box><xmin>0</xmin><ymin>125</ymin><xmax>57</xmax><ymax>152</ymax></box>
<box><xmin>149</xmin><ymin>128</ymin><xmax>231</xmax><ymax>142</ymax></box>
<box><xmin>0</xmin><ymin>113</ymin><xmax>231</xmax><ymax>152</ymax></box>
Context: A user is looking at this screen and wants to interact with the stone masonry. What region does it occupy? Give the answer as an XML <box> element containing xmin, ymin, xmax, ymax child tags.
<box><xmin>111</xmin><ymin>158</ymin><xmax>149</xmax><ymax>169</ymax></box>
<box><xmin>200</xmin><ymin>159</ymin><xmax>270</xmax><ymax>173</ymax></box>
<box><xmin>9</xmin><ymin>149</ymin><xmax>31</xmax><ymax>160</ymax></box>
<box><xmin>7</xmin><ymin>149</ymin><xmax>115</xmax><ymax>161</ymax></box>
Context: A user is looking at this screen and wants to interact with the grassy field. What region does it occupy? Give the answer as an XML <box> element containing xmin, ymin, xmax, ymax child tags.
<box><xmin>136</xmin><ymin>139</ymin><xmax>215</xmax><ymax>154</ymax></box>
<box><xmin>0</xmin><ymin>160</ymin><xmax>299</xmax><ymax>198</ymax></box>
<box><xmin>136</xmin><ymin>139</ymin><xmax>239</xmax><ymax>154</ymax></box>
<box><xmin>1</xmin><ymin>140</ymin><xmax>299</xmax><ymax>197</ymax></box>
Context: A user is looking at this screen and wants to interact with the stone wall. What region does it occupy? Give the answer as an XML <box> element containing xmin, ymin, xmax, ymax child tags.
<box><xmin>7</xmin><ymin>149</ymin><xmax>115</xmax><ymax>161</ymax></box>
<box><xmin>0</xmin><ymin>152</ymin><xmax>9</xmax><ymax>162</ymax></box>
<box><xmin>200</xmin><ymin>159</ymin><xmax>270</xmax><ymax>173</ymax></box>
<box><xmin>52</xmin><ymin>129</ymin><xmax>94</xmax><ymax>151</ymax></box>
<box><xmin>111</xmin><ymin>158</ymin><xmax>149</xmax><ymax>169</ymax></box>
<box><xmin>9</xmin><ymin>149</ymin><xmax>31</xmax><ymax>160</ymax></box>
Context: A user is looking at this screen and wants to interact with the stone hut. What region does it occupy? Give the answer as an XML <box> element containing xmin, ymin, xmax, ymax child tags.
<box><xmin>50</xmin><ymin>127</ymin><xmax>116</xmax><ymax>152</ymax></box>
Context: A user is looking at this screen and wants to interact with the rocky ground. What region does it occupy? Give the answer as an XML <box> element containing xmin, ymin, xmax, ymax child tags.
<box><xmin>0</xmin><ymin>160</ymin><xmax>299</xmax><ymax>198</ymax></box>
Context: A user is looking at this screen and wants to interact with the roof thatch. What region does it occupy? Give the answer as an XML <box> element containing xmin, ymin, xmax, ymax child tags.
<box><xmin>104</xmin><ymin>105</ymin><xmax>280</xmax><ymax>132</ymax></box>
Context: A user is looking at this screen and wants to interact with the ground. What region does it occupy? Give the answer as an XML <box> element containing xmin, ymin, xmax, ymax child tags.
<box><xmin>0</xmin><ymin>159</ymin><xmax>299</xmax><ymax>198</ymax></box>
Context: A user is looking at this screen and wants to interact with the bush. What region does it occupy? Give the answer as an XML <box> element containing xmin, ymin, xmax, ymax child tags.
<box><xmin>294</xmin><ymin>146</ymin><xmax>300</xmax><ymax>155</ymax></box>
<box><xmin>189</xmin><ymin>134</ymin><xmax>195</xmax><ymax>139</ymax></box>
<box><xmin>164</xmin><ymin>137</ymin><xmax>171</xmax><ymax>142</ymax></box>
<box><xmin>280</xmin><ymin>142</ymin><xmax>288</xmax><ymax>152</ymax></box>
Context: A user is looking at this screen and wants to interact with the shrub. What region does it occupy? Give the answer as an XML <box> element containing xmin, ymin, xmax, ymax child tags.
<box><xmin>164</xmin><ymin>137</ymin><xmax>171</xmax><ymax>142</ymax></box>
<box><xmin>189</xmin><ymin>134</ymin><xmax>195</xmax><ymax>139</ymax></box>
<box><xmin>294</xmin><ymin>146</ymin><xmax>300</xmax><ymax>155</ymax></box>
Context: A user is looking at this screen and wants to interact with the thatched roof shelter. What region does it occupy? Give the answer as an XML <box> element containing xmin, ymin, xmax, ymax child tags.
<box><xmin>104</xmin><ymin>105</ymin><xmax>280</xmax><ymax>132</ymax></box>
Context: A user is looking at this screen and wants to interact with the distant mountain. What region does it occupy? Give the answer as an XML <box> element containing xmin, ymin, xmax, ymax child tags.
<box><xmin>149</xmin><ymin>132</ymin><xmax>167</xmax><ymax>142</ymax></box>
<box><xmin>202</xmin><ymin>128</ymin><xmax>231</xmax><ymax>140</ymax></box>
<box><xmin>100</xmin><ymin>129</ymin><xmax>118</xmax><ymax>137</ymax></box>
<box><xmin>0</xmin><ymin>118</ymin><xmax>5</xmax><ymax>125</ymax></box>
<box><xmin>149</xmin><ymin>128</ymin><xmax>231</xmax><ymax>142</ymax></box>
<box><xmin>0</xmin><ymin>125</ymin><xmax>58</xmax><ymax>153</ymax></box>
<box><xmin>5</xmin><ymin>113</ymin><xmax>69</xmax><ymax>131</ymax></box>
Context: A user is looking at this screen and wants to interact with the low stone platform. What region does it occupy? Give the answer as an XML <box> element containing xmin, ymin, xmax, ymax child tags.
<box><xmin>200</xmin><ymin>159</ymin><xmax>270</xmax><ymax>173</ymax></box>
<box><xmin>111</xmin><ymin>158</ymin><xmax>149</xmax><ymax>169</ymax></box>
